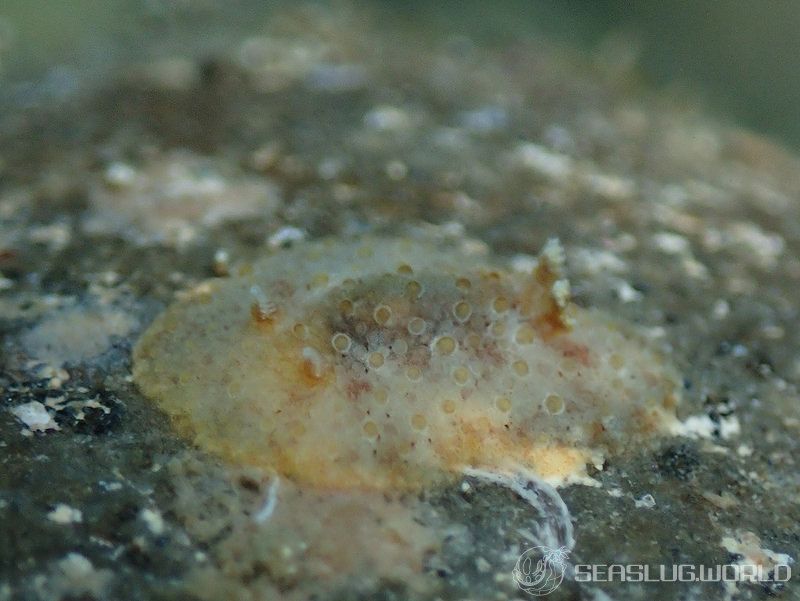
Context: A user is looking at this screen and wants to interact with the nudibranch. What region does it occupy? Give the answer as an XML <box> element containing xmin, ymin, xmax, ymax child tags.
<box><xmin>133</xmin><ymin>236</ymin><xmax>680</xmax><ymax>490</ymax></box>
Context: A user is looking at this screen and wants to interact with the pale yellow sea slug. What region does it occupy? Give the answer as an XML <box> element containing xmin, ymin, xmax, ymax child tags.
<box><xmin>133</xmin><ymin>236</ymin><xmax>681</xmax><ymax>490</ymax></box>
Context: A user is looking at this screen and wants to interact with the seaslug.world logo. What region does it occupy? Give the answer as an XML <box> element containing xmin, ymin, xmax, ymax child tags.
<box><xmin>512</xmin><ymin>545</ymin><xmax>570</xmax><ymax>596</ymax></box>
<box><xmin>511</xmin><ymin>545</ymin><xmax>793</xmax><ymax>595</ymax></box>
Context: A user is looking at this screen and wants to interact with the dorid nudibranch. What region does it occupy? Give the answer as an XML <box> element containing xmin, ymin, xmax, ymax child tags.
<box><xmin>133</xmin><ymin>236</ymin><xmax>681</xmax><ymax>490</ymax></box>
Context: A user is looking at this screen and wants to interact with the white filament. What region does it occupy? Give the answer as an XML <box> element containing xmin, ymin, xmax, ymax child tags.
<box><xmin>253</xmin><ymin>477</ymin><xmax>280</xmax><ymax>524</ymax></box>
<box><xmin>462</xmin><ymin>467</ymin><xmax>575</xmax><ymax>552</ymax></box>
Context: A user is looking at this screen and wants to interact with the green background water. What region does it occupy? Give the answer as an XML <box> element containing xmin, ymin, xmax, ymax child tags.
<box><xmin>2</xmin><ymin>1</ymin><xmax>798</xmax><ymax>151</ymax></box>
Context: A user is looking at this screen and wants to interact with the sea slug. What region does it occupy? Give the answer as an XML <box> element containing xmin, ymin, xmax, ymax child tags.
<box><xmin>133</xmin><ymin>235</ymin><xmax>680</xmax><ymax>490</ymax></box>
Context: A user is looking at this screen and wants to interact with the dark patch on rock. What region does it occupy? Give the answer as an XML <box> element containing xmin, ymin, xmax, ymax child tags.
<box><xmin>654</xmin><ymin>443</ymin><xmax>700</xmax><ymax>481</ymax></box>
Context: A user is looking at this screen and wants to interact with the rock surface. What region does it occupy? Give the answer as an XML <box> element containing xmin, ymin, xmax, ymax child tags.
<box><xmin>1</xmin><ymin>5</ymin><xmax>799</xmax><ymax>601</ymax></box>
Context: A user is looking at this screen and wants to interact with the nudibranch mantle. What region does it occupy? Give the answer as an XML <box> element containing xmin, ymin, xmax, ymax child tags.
<box><xmin>133</xmin><ymin>236</ymin><xmax>680</xmax><ymax>490</ymax></box>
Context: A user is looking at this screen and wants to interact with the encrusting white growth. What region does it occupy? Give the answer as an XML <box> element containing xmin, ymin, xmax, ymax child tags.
<box><xmin>133</xmin><ymin>235</ymin><xmax>681</xmax><ymax>490</ymax></box>
<box><xmin>86</xmin><ymin>150</ymin><xmax>280</xmax><ymax>246</ymax></box>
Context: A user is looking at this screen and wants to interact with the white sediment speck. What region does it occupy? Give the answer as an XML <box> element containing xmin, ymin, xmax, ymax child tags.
<box><xmin>44</xmin><ymin>395</ymin><xmax>111</xmax><ymax>423</ymax></box>
<box><xmin>32</xmin><ymin>363</ymin><xmax>70</xmax><ymax>389</ymax></box>
<box><xmin>440</xmin><ymin>220</ymin><xmax>466</xmax><ymax>239</ymax></box>
<box><xmin>570</xmin><ymin>247</ymin><xmax>627</xmax><ymax>275</ymax></box>
<box><xmin>712</xmin><ymin>299</ymin><xmax>730</xmax><ymax>320</ymax></box>
<box><xmin>582</xmin><ymin>171</ymin><xmax>636</xmax><ymax>201</ymax></box>
<box><xmin>731</xmin><ymin>344</ymin><xmax>748</xmax><ymax>358</ymax></box>
<box><xmin>616</xmin><ymin>280</ymin><xmax>643</xmax><ymax>303</ymax></box>
<box><xmin>719</xmin><ymin>416</ymin><xmax>742</xmax><ymax>439</ymax></box>
<box><xmin>652</xmin><ymin>226</ymin><xmax>707</xmax><ymax>280</ymax></box>
<box><xmin>653</xmin><ymin>231</ymin><xmax>690</xmax><ymax>254</ymax></box>
<box><xmin>682</xmin><ymin>256</ymin><xmax>709</xmax><ymax>280</ymax></box>
<box><xmin>736</xmin><ymin>444</ymin><xmax>753</xmax><ymax>457</ymax></box>
<box><xmin>104</xmin><ymin>162</ymin><xmax>137</xmax><ymax>187</ymax></box>
<box><xmin>513</xmin><ymin>142</ymin><xmax>573</xmax><ymax>181</ymax></box>
<box><xmin>47</xmin><ymin>504</ymin><xmax>83</xmax><ymax>524</ymax></box>
<box><xmin>728</xmin><ymin>222</ymin><xmax>784</xmax><ymax>268</ymax></box>
<box><xmin>139</xmin><ymin>508</ymin><xmax>165</xmax><ymax>535</ymax></box>
<box><xmin>10</xmin><ymin>401</ymin><xmax>60</xmax><ymax>434</ymax></box>
<box><xmin>363</xmin><ymin>105</ymin><xmax>411</xmax><ymax>131</ymax></box>
<box><xmin>213</xmin><ymin>249</ymin><xmax>230</xmax><ymax>276</ymax></box>
<box><xmin>99</xmin><ymin>481</ymin><xmax>123</xmax><ymax>492</ymax></box>
<box><xmin>28</xmin><ymin>222</ymin><xmax>72</xmax><ymax>252</ymax></box>
<box><xmin>51</xmin><ymin>553</ymin><xmax>112</xmax><ymax>598</ymax></box>
<box><xmin>268</xmin><ymin>226</ymin><xmax>306</xmax><ymax>248</ymax></box>
<box><xmin>671</xmin><ymin>414</ymin><xmax>741</xmax><ymax>441</ymax></box>
<box><xmin>510</xmin><ymin>254</ymin><xmax>538</xmax><ymax>273</ymax></box>
<box><xmin>475</xmin><ymin>556</ymin><xmax>492</xmax><ymax>573</ymax></box>
<box><xmin>634</xmin><ymin>493</ymin><xmax>656</xmax><ymax>509</ymax></box>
